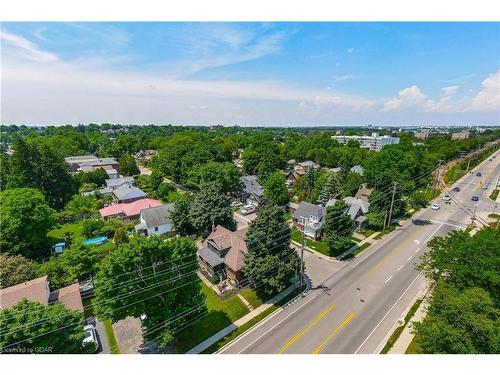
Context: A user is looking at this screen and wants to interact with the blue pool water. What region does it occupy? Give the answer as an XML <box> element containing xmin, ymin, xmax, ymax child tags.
<box><xmin>83</xmin><ymin>236</ymin><xmax>108</xmax><ymax>245</ymax></box>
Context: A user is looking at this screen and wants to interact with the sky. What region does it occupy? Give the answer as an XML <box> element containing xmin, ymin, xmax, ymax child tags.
<box><xmin>1</xmin><ymin>22</ymin><xmax>499</xmax><ymax>126</ymax></box>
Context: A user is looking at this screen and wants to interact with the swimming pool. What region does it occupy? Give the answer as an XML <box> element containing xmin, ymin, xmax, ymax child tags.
<box><xmin>83</xmin><ymin>236</ymin><xmax>108</xmax><ymax>245</ymax></box>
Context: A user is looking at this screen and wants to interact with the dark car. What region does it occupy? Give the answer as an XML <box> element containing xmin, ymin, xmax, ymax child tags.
<box><xmin>476</xmin><ymin>172</ymin><xmax>482</xmax><ymax>177</ymax></box>
<box><xmin>453</xmin><ymin>186</ymin><xmax>460</xmax><ymax>192</ymax></box>
<box><xmin>471</xmin><ymin>195</ymin><xmax>479</xmax><ymax>201</ymax></box>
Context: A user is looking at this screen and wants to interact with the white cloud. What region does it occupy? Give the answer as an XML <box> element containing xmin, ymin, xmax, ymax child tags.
<box><xmin>442</xmin><ymin>85</ymin><xmax>459</xmax><ymax>96</ymax></box>
<box><xmin>470</xmin><ymin>70</ymin><xmax>500</xmax><ymax>111</ymax></box>
<box><xmin>0</xmin><ymin>29</ymin><xmax>58</xmax><ymax>63</ymax></box>
<box><xmin>382</xmin><ymin>85</ymin><xmax>426</xmax><ymax>111</ymax></box>
<box><xmin>332</xmin><ymin>74</ymin><xmax>354</xmax><ymax>83</ymax></box>
<box><xmin>347</xmin><ymin>48</ymin><xmax>355</xmax><ymax>53</ymax></box>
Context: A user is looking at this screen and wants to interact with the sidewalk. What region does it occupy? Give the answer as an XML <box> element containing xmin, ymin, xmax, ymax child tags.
<box><xmin>336</xmin><ymin>231</ymin><xmax>380</xmax><ymax>260</ymax></box>
<box><xmin>387</xmin><ymin>288</ymin><xmax>431</xmax><ymax>354</ymax></box>
<box><xmin>186</xmin><ymin>282</ymin><xmax>302</xmax><ymax>354</ymax></box>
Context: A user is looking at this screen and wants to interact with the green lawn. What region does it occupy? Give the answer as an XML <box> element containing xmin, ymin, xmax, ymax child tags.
<box><xmin>381</xmin><ymin>298</ymin><xmax>422</xmax><ymax>354</ymax></box>
<box><xmin>174</xmin><ymin>282</ymin><xmax>249</xmax><ymax>353</ymax></box>
<box><xmin>104</xmin><ymin>319</ymin><xmax>121</xmax><ymax>354</ymax></box>
<box><xmin>283</xmin><ymin>212</ymin><xmax>292</xmax><ymax>221</ymax></box>
<box><xmin>405</xmin><ymin>333</ymin><xmax>422</xmax><ymax>354</ymax></box>
<box><xmin>291</xmin><ymin>228</ymin><xmax>329</xmax><ymax>256</ymax></box>
<box><xmin>48</xmin><ymin>221</ymin><xmax>85</xmax><ymax>243</ymax></box>
<box><xmin>490</xmin><ymin>189</ymin><xmax>499</xmax><ymax>201</ymax></box>
<box><xmin>352</xmin><ymin>242</ymin><xmax>370</xmax><ymax>256</ymax></box>
<box><xmin>351</xmin><ymin>236</ymin><xmax>362</xmax><ymax>243</ymax></box>
<box><xmin>360</xmin><ymin>228</ymin><xmax>375</xmax><ymax>237</ymax></box>
<box><xmin>201</xmin><ymin>285</ymin><xmax>306</xmax><ymax>354</ymax></box>
<box><xmin>239</xmin><ymin>288</ymin><xmax>266</xmax><ymax>309</ymax></box>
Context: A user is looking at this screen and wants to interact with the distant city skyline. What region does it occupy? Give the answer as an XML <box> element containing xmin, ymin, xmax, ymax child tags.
<box><xmin>1</xmin><ymin>22</ymin><xmax>499</xmax><ymax>126</ymax></box>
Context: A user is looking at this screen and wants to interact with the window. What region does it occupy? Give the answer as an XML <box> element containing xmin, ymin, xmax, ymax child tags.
<box><xmin>154</xmin><ymin>227</ymin><xmax>158</xmax><ymax>232</ymax></box>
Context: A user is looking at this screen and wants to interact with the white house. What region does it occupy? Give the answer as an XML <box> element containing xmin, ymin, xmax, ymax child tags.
<box><xmin>135</xmin><ymin>204</ymin><xmax>174</xmax><ymax>236</ymax></box>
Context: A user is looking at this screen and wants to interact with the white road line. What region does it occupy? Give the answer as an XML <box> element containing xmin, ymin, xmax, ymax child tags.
<box><xmin>407</xmin><ymin>256</ymin><xmax>412</xmax><ymax>261</ymax></box>
<box><xmin>354</xmin><ymin>272</ymin><xmax>423</xmax><ymax>354</ymax></box>
<box><xmin>385</xmin><ymin>275</ymin><xmax>393</xmax><ymax>283</ymax></box>
<box><xmin>397</xmin><ymin>265</ymin><xmax>404</xmax><ymax>271</ymax></box>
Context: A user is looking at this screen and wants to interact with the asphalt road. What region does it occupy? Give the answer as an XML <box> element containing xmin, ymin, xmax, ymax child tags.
<box><xmin>219</xmin><ymin>150</ymin><xmax>499</xmax><ymax>354</ymax></box>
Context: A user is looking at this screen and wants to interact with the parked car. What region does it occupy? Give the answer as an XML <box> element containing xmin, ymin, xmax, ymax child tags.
<box><xmin>476</xmin><ymin>172</ymin><xmax>482</xmax><ymax>177</ymax></box>
<box><xmin>482</xmin><ymin>183</ymin><xmax>490</xmax><ymax>189</ymax></box>
<box><xmin>240</xmin><ymin>204</ymin><xmax>256</xmax><ymax>215</ymax></box>
<box><xmin>83</xmin><ymin>324</ymin><xmax>99</xmax><ymax>352</ymax></box>
<box><xmin>453</xmin><ymin>186</ymin><xmax>460</xmax><ymax>192</ymax></box>
<box><xmin>443</xmin><ymin>194</ymin><xmax>451</xmax><ymax>202</ymax></box>
<box><xmin>471</xmin><ymin>195</ymin><xmax>479</xmax><ymax>201</ymax></box>
<box><xmin>431</xmin><ymin>203</ymin><xmax>441</xmax><ymax>210</ymax></box>
<box><xmin>230</xmin><ymin>201</ymin><xmax>242</xmax><ymax>208</ymax></box>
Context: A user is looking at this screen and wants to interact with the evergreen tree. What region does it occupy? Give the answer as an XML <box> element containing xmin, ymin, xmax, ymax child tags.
<box><xmin>322</xmin><ymin>200</ymin><xmax>354</xmax><ymax>238</ymax></box>
<box><xmin>118</xmin><ymin>154</ymin><xmax>140</xmax><ymax>176</ymax></box>
<box><xmin>170</xmin><ymin>196</ymin><xmax>194</xmax><ymax>236</ymax></box>
<box><xmin>264</xmin><ymin>172</ymin><xmax>289</xmax><ymax>205</ymax></box>
<box><xmin>244</xmin><ymin>204</ymin><xmax>300</xmax><ymax>294</ymax></box>
<box><xmin>317</xmin><ymin>173</ymin><xmax>342</xmax><ymax>206</ymax></box>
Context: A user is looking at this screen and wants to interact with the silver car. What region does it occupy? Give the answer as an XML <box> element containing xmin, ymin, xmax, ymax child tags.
<box><xmin>83</xmin><ymin>324</ymin><xmax>99</xmax><ymax>352</ymax></box>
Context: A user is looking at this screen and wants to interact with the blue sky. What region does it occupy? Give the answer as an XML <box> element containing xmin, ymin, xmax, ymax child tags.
<box><xmin>1</xmin><ymin>22</ymin><xmax>499</xmax><ymax>126</ymax></box>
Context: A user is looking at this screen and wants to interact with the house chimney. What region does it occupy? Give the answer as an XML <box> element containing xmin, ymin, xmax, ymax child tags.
<box><xmin>212</xmin><ymin>222</ymin><xmax>215</xmax><ymax>233</ymax></box>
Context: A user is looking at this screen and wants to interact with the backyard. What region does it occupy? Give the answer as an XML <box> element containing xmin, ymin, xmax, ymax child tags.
<box><xmin>290</xmin><ymin>228</ymin><xmax>329</xmax><ymax>255</ymax></box>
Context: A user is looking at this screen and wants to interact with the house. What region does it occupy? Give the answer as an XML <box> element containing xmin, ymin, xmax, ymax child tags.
<box><xmin>99</xmin><ymin>198</ymin><xmax>162</xmax><ymax>220</ymax></box>
<box><xmin>65</xmin><ymin>155</ymin><xmax>119</xmax><ymax>173</ymax></box>
<box><xmin>355</xmin><ymin>186</ymin><xmax>373</xmax><ymax>203</ymax></box>
<box><xmin>236</xmin><ymin>175</ymin><xmax>265</xmax><ymax>206</ymax></box>
<box><xmin>350</xmin><ymin>165</ymin><xmax>365</xmax><ymax>176</ymax></box>
<box><xmin>292</xmin><ymin>202</ymin><xmax>326</xmax><ymax>240</ymax></box>
<box><xmin>414</xmin><ymin>129</ymin><xmax>431</xmax><ymax>140</ymax></box>
<box><xmin>451</xmin><ymin>130</ymin><xmax>470</xmax><ymax>141</ymax></box>
<box><xmin>105</xmin><ymin>168</ymin><xmax>120</xmax><ymax>179</ymax></box>
<box><xmin>112</xmin><ymin>185</ymin><xmax>148</xmax><ymax>203</ymax></box>
<box><xmin>135</xmin><ymin>204</ymin><xmax>174</xmax><ymax>236</ymax></box>
<box><xmin>287</xmin><ymin>160</ymin><xmax>320</xmax><ymax>184</ymax></box>
<box><xmin>0</xmin><ymin>276</ymin><xmax>83</xmax><ymax>313</ymax></box>
<box><xmin>344</xmin><ymin>196</ymin><xmax>370</xmax><ymax>231</ymax></box>
<box><xmin>197</xmin><ymin>225</ymin><xmax>248</xmax><ymax>287</ymax></box>
<box><xmin>105</xmin><ymin>177</ymin><xmax>134</xmax><ymax>189</ymax></box>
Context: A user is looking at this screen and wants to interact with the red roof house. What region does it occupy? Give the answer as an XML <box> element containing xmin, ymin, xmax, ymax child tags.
<box><xmin>99</xmin><ymin>198</ymin><xmax>162</xmax><ymax>219</ymax></box>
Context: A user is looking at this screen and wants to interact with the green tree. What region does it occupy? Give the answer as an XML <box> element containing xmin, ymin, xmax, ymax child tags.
<box><xmin>0</xmin><ymin>254</ymin><xmax>39</xmax><ymax>288</ymax></box>
<box><xmin>170</xmin><ymin>196</ymin><xmax>194</xmax><ymax>236</ymax></box>
<box><xmin>244</xmin><ymin>204</ymin><xmax>300</xmax><ymax>294</ymax></box>
<box><xmin>264</xmin><ymin>172</ymin><xmax>289</xmax><ymax>205</ymax></box>
<box><xmin>7</xmin><ymin>138</ymin><xmax>76</xmax><ymax>209</ymax></box>
<box><xmin>118</xmin><ymin>154</ymin><xmax>139</xmax><ymax>176</ymax></box>
<box><xmin>63</xmin><ymin>194</ymin><xmax>102</xmax><ymax>220</ymax></box>
<box><xmin>413</xmin><ymin>285</ymin><xmax>499</xmax><ymax>354</ymax></box>
<box><xmin>154</xmin><ymin>182</ymin><xmax>176</xmax><ymax>202</ymax></box>
<box><xmin>149</xmin><ymin>170</ymin><xmax>163</xmax><ymax>191</ymax></box>
<box><xmin>188</xmin><ymin>161</ymin><xmax>240</xmax><ymax>193</ymax></box>
<box><xmin>93</xmin><ymin>236</ymin><xmax>204</xmax><ymax>347</ymax></box>
<box><xmin>189</xmin><ymin>183</ymin><xmax>236</xmax><ymax>235</ymax></box>
<box><xmin>325</xmin><ymin>234</ymin><xmax>353</xmax><ymax>257</ymax></box>
<box><xmin>0</xmin><ymin>300</ymin><xmax>87</xmax><ymax>354</ymax></box>
<box><xmin>0</xmin><ymin>188</ymin><xmax>56</xmax><ymax>259</ymax></box>
<box><xmin>73</xmin><ymin>168</ymin><xmax>108</xmax><ymax>188</ymax></box>
<box><xmin>317</xmin><ymin>173</ymin><xmax>342</xmax><ymax>206</ymax></box>
<box><xmin>306</xmin><ymin>168</ymin><xmax>316</xmax><ymax>199</ymax></box>
<box><xmin>113</xmin><ymin>226</ymin><xmax>129</xmax><ymax>245</ymax></box>
<box><xmin>322</xmin><ymin>200</ymin><xmax>354</xmax><ymax>238</ymax></box>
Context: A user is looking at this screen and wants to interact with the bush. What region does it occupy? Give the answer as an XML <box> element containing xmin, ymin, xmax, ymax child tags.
<box><xmin>211</xmin><ymin>274</ymin><xmax>220</xmax><ymax>284</ymax></box>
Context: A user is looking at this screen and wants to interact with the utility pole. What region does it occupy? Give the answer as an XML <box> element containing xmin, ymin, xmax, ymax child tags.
<box><xmin>387</xmin><ymin>182</ymin><xmax>398</xmax><ymax>229</ymax></box>
<box><xmin>471</xmin><ymin>206</ymin><xmax>477</xmax><ymax>227</ymax></box>
<box><xmin>299</xmin><ymin>227</ymin><xmax>305</xmax><ymax>290</ymax></box>
<box><xmin>383</xmin><ymin>211</ymin><xmax>388</xmax><ymax>231</ymax></box>
<box><xmin>466</xmin><ymin>158</ymin><xmax>471</xmax><ymax>172</ymax></box>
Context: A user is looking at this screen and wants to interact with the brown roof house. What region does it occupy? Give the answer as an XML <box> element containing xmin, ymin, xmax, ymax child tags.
<box><xmin>0</xmin><ymin>276</ymin><xmax>84</xmax><ymax>313</ymax></box>
<box><xmin>197</xmin><ymin>225</ymin><xmax>249</xmax><ymax>287</ymax></box>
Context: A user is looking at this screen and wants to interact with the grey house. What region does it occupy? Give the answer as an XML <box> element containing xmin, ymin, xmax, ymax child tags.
<box><xmin>292</xmin><ymin>202</ymin><xmax>326</xmax><ymax>240</ymax></box>
<box><xmin>135</xmin><ymin>204</ymin><xmax>174</xmax><ymax>236</ymax></box>
<box><xmin>236</xmin><ymin>175</ymin><xmax>265</xmax><ymax>206</ymax></box>
<box><xmin>112</xmin><ymin>185</ymin><xmax>148</xmax><ymax>203</ymax></box>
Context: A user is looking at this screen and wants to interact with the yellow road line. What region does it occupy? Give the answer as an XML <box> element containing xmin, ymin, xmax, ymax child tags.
<box><xmin>278</xmin><ymin>303</ymin><xmax>336</xmax><ymax>354</ymax></box>
<box><xmin>366</xmin><ymin>226</ymin><xmax>424</xmax><ymax>277</ymax></box>
<box><xmin>312</xmin><ymin>312</ymin><xmax>356</xmax><ymax>354</ymax></box>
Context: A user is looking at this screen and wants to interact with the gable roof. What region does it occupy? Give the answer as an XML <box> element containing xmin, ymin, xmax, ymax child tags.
<box><xmin>200</xmin><ymin>225</ymin><xmax>249</xmax><ymax>273</ymax></box>
<box><xmin>99</xmin><ymin>198</ymin><xmax>162</xmax><ymax>218</ymax></box>
<box><xmin>106</xmin><ymin>177</ymin><xmax>134</xmax><ymax>189</ymax></box>
<box><xmin>0</xmin><ymin>276</ymin><xmax>49</xmax><ymax>309</ymax></box>
<box><xmin>240</xmin><ymin>175</ymin><xmax>263</xmax><ymax>197</ymax></box>
<box><xmin>113</xmin><ymin>185</ymin><xmax>147</xmax><ymax>201</ymax></box>
<box><xmin>293</xmin><ymin>201</ymin><xmax>325</xmax><ymax>220</ymax></box>
<box><xmin>48</xmin><ymin>283</ymin><xmax>84</xmax><ymax>312</ymax></box>
<box><xmin>140</xmin><ymin>204</ymin><xmax>174</xmax><ymax>228</ymax></box>
<box><xmin>355</xmin><ymin>186</ymin><xmax>373</xmax><ymax>202</ymax></box>
<box><xmin>344</xmin><ymin>196</ymin><xmax>370</xmax><ymax>219</ymax></box>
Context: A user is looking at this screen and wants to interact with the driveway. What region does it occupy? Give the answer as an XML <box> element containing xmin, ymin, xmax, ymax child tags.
<box><xmin>112</xmin><ymin>316</ymin><xmax>143</xmax><ymax>354</ymax></box>
<box><xmin>94</xmin><ymin>319</ymin><xmax>111</xmax><ymax>354</ymax></box>
<box><xmin>234</xmin><ymin>211</ymin><xmax>257</xmax><ymax>229</ymax></box>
